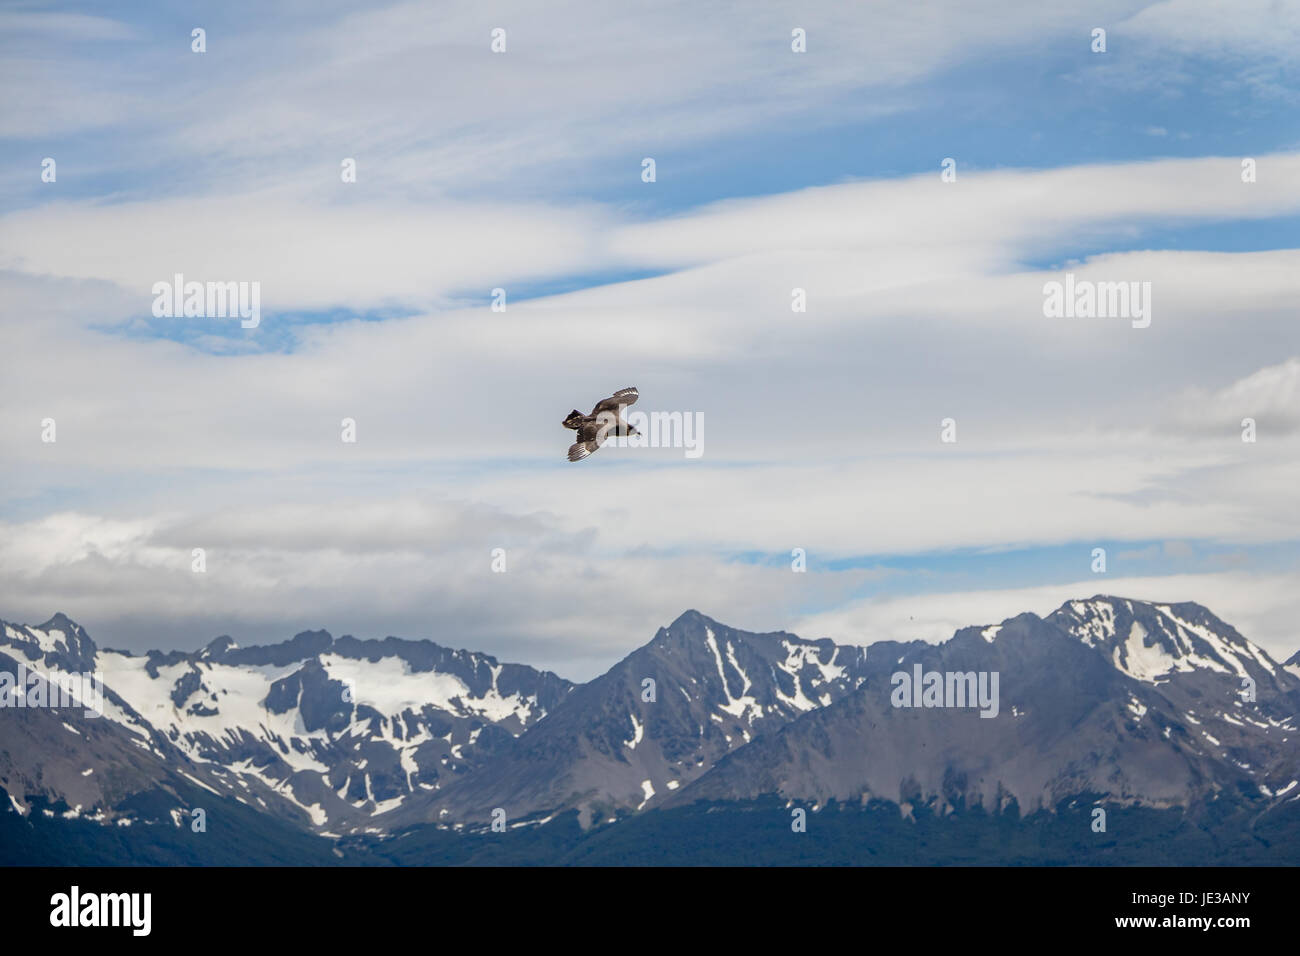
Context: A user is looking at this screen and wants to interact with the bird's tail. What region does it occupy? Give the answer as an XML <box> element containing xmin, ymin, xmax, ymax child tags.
<box><xmin>562</xmin><ymin>409</ymin><xmax>584</xmax><ymax>429</ymax></box>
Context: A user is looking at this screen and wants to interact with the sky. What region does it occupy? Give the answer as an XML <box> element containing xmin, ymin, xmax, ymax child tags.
<box><xmin>1</xmin><ymin>0</ymin><xmax>1298</xmax><ymax>680</ymax></box>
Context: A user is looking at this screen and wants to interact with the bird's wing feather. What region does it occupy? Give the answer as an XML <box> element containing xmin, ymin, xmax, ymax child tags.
<box><xmin>591</xmin><ymin>387</ymin><xmax>638</xmax><ymax>416</ymax></box>
<box><xmin>567</xmin><ymin>440</ymin><xmax>599</xmax><ymax>462</ymax></box>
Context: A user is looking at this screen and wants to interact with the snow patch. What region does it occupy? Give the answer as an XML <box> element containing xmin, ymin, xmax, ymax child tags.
<box><xmin>1114</xmin><ymin>621</ymin><xmax>1177</xmax><ymax>682</ymax></box>
<box><xmin>624</xmin><ymin>712</ymin><xmax>644</xmax><ymax>750</ymax></box>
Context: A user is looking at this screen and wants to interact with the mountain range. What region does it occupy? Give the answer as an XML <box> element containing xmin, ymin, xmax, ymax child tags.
<box><xmin>3</xmin><ymin>596</ymin><xmax>1298</xmax><ymax>864</ymax></box>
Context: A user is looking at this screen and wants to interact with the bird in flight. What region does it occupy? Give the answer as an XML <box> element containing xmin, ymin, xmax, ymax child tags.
<box><xmin>562</xmin><ymin>387</ymin><xmax>639</xmax><ymax>461</ymax></box>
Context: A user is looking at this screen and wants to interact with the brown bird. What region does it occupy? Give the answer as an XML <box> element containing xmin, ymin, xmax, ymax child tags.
<box><xmin>562</xmin><ymin>387</ymin><xmax>639</xmax><ymax>461</ymax></box>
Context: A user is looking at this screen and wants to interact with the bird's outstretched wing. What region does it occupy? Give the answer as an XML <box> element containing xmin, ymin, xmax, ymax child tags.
<box><xmin>567</xmin><ymin>419</ymin><xmax>609</xmax><ymax>462</ymax></box>
<box><xmin>591</xmin><ymin>387</ymin><xmax>638</xmax><ymax>416</ymax></box>
<box><xmin>567</xmin><ymin>439</ymin><xmax>600</xmax><ymax>462</ymax></box>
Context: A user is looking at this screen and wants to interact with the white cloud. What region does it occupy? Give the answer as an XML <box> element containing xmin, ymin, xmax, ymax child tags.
<box><xmin>5</xmin><ymin>152</ymin><xmax>1299</xmax><ymax>318</ymax></box>
<box><xmin>1171</xmin><ymin>357</ymin><xmax>1300</xmax><ymax>435</ymax></box>
<box><xmin>3</xmin><ymin>158</ymin><xmax>1299</xmax><ymax>628</ymax></box>
<box><xmin>0</xmin><ymin>505</ymin><xmax>885</xmax><ymax>680</ymax></box>
<box><xmin>1122</xmin><ymin>0</ymin><xmax>1300</xmax><ymax>61</ymax></box>
<box><xmin>0</xmin><ymin>193</ymin><xmax>616</xmax><ymax>312</ymax></box>
<box><xmin>10</xmin><ymin>1</ymin><xmax>1284</xmax><ymax>183</ymax></box>
<box><xmin>793</xmin><ymin>572</ymin><xmax>1300</xmax><ymax>664</ymax></box>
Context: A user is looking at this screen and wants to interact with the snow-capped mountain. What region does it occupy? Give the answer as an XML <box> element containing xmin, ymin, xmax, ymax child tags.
<box><xmin>2</xmin><ymin>596</ymin><xmax>1297</xmax><ymax>841</ymax></box>
<box><xmin>1048</xmin><ymin>597</ymin><xmax>1290</xmax><ymax>693</ymax></box>
<box><xmin>397</xmin><ymin>610</ymin><xmax>877</xmax><ymax>827</ymax></box>
<box><xmin>1048</xmin><ymin>596</ymin><xmax>1300</xmax><ymax>798</ymax></box>
<box><xmin>1285</xmin><ymin>649</ymin><xmax>1300</xmax><ymax>682</ymax></box>
<box><xmin>669</xmin><ymin>598</ymin><xmax>1300</xmax><ymax>815</ymax></box>
<box><xmin>0</xmin><ymin>615</ymin><xmax>572</xmax><ymax>833</ymax></box>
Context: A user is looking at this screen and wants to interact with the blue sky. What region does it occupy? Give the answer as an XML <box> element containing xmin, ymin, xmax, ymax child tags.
<box><xmin>2</xmin><ymin>1</ymin><xmax>1299</xmax><ymax>678</ymax></box>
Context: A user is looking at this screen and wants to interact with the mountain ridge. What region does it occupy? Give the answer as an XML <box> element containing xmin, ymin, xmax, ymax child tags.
<box><xmin>1</xmin><ymin>615</ymin><xmax>575</xmax><ymax>833</ymax></box>
<box><xmin>3</xmin><ymin>596</ymin><xmax>1297</xmax><ymax>843</ymax></box>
